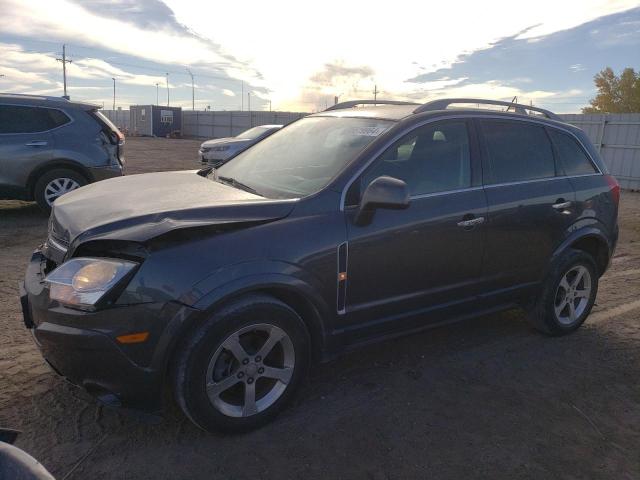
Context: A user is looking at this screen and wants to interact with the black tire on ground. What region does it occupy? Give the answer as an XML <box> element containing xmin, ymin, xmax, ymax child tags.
<box><xmin>33</xmin><ymin>168</ymin><xmax>87</xmax><ymax>213</ymax></box>
<box><xmin>172</xmin><ymin>294</ymin><xmax>310</xmax><ymax>433</ymax></box>
<box><xmin>527</xmin><ymin>248</ymin><xmax>599</xmax><ymax>336</ymax></box>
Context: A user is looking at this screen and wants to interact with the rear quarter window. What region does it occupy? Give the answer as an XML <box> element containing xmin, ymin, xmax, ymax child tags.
<box><xmin>548</xmin><ymin>129</ymin><xmax>598</xmax><ymax>176</ymax></box>
<box><xmin>480</xmin><ymin>120</ymin><xmax>555</xmax><ymax>184</ymax></box>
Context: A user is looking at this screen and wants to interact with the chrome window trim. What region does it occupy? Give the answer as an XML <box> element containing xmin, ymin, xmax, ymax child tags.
<box><xmin>0</xmin><ymin>103</ymin><xmax>74</xmax><ymax>135</ymax></box>
<box><xmin>339</xmin><ymin>113</ymin><xmax>602</xmax><ymax>211</ymax></box>
<box><xmin>482</xmin><ymin>173</ymin><xmax>602</xmax><ymax>190</ymax></box>
<box><xmin>409</xmin><ymin>185</ymin><xmax>484</xmax><ymax>200</ymax></box>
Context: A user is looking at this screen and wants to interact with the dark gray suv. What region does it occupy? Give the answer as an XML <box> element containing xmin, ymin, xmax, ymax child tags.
<box><xmin>21</xmin><ymin>98</ymin><xmax>619</xmax><ymax>433</ymax></box>
<box><xmin>0</xmin><ymin>93</ymin><xmax>124</xmax><ymax>211</ymax></box>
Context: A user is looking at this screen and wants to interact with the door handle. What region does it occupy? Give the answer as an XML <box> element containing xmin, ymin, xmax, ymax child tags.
<box><xmin>457</xmin><ymin>216</ymin><xmax>485</xmax><ymax>228</ymax></box>
<box><xmin>25</xmin><ymin>141</ymin><xmax>48</xmax><ymax>147</ymax></box>
<box><xmin>552</xmin><ymin>201</ymin><xmax>572</xmax><ymax>210</ymax></box>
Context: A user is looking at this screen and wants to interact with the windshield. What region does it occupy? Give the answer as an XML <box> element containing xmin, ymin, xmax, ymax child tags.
<box><xmin>236</xmin><ymin>126</ymin><xmax>271</xmax><ymax>139</ymax></box>
<box><xmin>214</xmin><ymin>116</ymin><xmax>393</xmax><ymax>199</ymax></box>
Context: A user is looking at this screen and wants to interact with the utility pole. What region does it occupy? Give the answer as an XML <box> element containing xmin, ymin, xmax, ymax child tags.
<box><xmin>165</xmin><ymin>73</ymin><xmax>170</xmax><ymax>106</ymax></box>
<box><xmin>373</xmin><ymin>84</ymin><xmax>378</xmax><ymax>104</ymax></box>
<box><xmin>186</xmin><ymin>68</ymin><xmax>195</xmax><ymax>110</ymax></box>
<box><xmin>155</xmin><ymin>83</ymin><xmax>159</xmax><ymax>105</ymax></box>
<box><xmin>111</xmin><ymin>78</ymin><xmax>116</xmax><ymax>110</ymax></box>
<box><xmin>269</xmin><ymin>100</ymin><xmax>272</xmax><ymax>112</ymax></box>
<box><xmin>241</xmin><ymin>81</ymin><xmax>244</xmax><ymax>111</ymax></box>
<box><xmin>56</xmin><ymin>44</ymin><xmax>72</xmax><ymax>99</ymax></box>
<box><xmin>247</xmin><ymin>92</ymin><xmax>251</xmax><ymax>126</ymax></box>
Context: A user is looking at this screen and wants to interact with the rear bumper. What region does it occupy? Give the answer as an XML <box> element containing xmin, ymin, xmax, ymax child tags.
<box><xmin>87</xmin><ymin>164</ymin><xmax>124</xmax><ymax>182</ymax></box>
<box><xmin>21</xmin><ymin>250</ymin><xmax>198</xmax><ymax>412</ymax></box>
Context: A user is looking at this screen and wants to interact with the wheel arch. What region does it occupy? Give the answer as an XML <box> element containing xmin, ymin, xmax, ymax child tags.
<box><xmin>26</xmin><ymin>159</ymin><xmax>93</xmax><ymax>198</ymax></box>
<box><xmin>165</xmin><ymin>276</ymin><xmax>332</xmax><ymax>384</ymax></box>
<box><xmin>552</xmin><ymin>226</ymin><xmax>612</xmax><ymax>277</ymax></box>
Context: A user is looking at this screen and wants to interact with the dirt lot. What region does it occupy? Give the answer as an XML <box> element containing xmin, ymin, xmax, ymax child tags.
<box><xmin>1</xmin><ymin>136</ymin><xmax>640</xmax><ymax>479</ymax></box>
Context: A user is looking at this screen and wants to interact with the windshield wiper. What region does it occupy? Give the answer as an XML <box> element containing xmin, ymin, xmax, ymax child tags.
<box><xmin>217</xmin><ymin>175</ymin><xmax>262</xmax><ymax>196</ymax></box>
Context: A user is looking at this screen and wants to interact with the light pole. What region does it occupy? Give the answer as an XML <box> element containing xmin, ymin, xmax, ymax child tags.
<box><xmin>186</xmin><ymin>68</ymin><xmax>195</xmax><ymax>110</ymax></box>
<box><xmin>111</xmin><ymin>77</ymin><xmax>115</xmax><ymax>110</ymax></box>
<box><xmin>165</xmin><ymin>73</ymin><xmax>170</xmax><ymax>106</ymax></box>
<box><xmin>155</xmin><ymin>83</ymin><xmax>159</xmax><ymax>105</ymax></box>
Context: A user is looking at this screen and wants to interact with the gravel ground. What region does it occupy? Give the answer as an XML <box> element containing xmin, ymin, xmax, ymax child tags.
<box><xmin>1</xmin><ymin>137</ymin><xmax>640</xmax><ymax>479</ymax></box>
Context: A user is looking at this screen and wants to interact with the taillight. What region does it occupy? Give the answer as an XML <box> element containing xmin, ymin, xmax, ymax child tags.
<box><xmin>605</xmin><ymin>175</ymin><xmax>620</xmax><ymax>206</ymax></box>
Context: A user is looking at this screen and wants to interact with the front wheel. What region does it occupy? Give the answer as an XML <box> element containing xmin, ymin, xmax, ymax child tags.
<box><xmin>172</xmin><ymin>294</ymin><xmax>310</xmax><ymax>433</ymax></box>
<box><xmin>527</xmin><ymin>249</ymin><xmax>598</xmax><ymax>335</ymax></box>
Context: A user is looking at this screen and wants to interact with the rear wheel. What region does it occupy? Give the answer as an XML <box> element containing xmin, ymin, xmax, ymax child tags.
<box><xmin>527</xmin><ymin>249</ymin><xmax>598</xmax><ymax>335</ymax></box>
<box><xmin>34</xmin><ymin>168</ymin><xmax>87</xmax><ymax>212</ymax></box>
<box><xmin>172</xmin><ymin>294</ymin><xmax>310</xmax><ymax>433</ymax></box>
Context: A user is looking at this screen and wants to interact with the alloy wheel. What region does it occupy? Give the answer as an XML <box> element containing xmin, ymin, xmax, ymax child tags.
<box><xmin>44</xmin><ymin>178</ymin><xmax>81</xmax><ymax>206</ymax></box>
<box><xmin>205</xmin><ymin>323</ymin><xmax>295</xmax><ymax>418</ymax></box>
<box><xmin>554</xmin><ymin>265</ymin><xmax>592</xmax><ymax>325</ymax></box>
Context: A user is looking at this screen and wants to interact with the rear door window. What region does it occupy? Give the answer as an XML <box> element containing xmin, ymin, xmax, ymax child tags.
<box><xmin>0</xmin><ymin>105</ymin><xmax>61</xmax><ymax>134</ymax></box>
<box><xmin>480</xmin><ymin>120</ymin><xmax>555</xmax><ymax>184</ymax></box>
<box><xmin>548</xmin><ymin>129</ymin><xmax>598</xmax><ymax>176</ymax></box>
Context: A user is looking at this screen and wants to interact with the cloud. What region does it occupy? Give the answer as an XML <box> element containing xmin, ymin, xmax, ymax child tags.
<box><xmin>309</xmin><ymin>63</ymin><xmax>375</xmax><ymax>86</ymax></box>
<box><xmin>3</xmin><ymin>0</ymin><xmax>639</xmax><ymax>111</ymax></box>
<box><xmin>163</xmin><ymin>0</ymin><xmax>639</xmax><ymax>109</ymax></box>
<box><xmin>2</xmin><ymin>0</ymin><xmax>262</xmax><ymax>86</ymax></box>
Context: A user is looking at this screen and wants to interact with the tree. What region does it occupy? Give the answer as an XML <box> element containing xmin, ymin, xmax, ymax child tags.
<box><xmin>583</xmin><ymin>67</ymin><xmax>640</xmax><ymax>113</ymax></box>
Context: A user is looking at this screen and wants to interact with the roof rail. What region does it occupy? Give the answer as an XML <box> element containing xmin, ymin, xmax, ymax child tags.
<box><xmin>325</xmin><ymin>100</ymin><xmax>418</xmax><ymax>111</ymax></box>
<box><xmin>413</xmin><ymin>98</ymin><xmax>561</xmax><ymax>121</ymax></box>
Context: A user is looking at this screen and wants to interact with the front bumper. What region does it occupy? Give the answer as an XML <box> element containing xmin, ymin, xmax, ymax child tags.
<box><xmin>21</xmin><ymin>249</ymin><xmax>198</xmax><ymax>412</ymax></box>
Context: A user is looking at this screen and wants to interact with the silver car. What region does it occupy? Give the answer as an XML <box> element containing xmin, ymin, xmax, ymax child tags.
<box><xmin>0</xmin><ymin>93</ymin><xmax>124</xmax><ymax>211</ymax></box>
<box><xmin>199</xmin><ymin>125</ymin><xmax>282</xmax><ymax>167</ymax></box>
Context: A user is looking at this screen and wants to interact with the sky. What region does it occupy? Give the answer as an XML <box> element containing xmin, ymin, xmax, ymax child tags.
<box><xmin>0</xmin><ymin>0</ymin><xmax>639</xmax><ymax>113</ymax></box>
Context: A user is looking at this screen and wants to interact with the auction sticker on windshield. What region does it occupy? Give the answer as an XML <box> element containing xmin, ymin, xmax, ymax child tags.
<box><xmin>350</xmin><ymin>126</ymin><xmax>388</xmax><ymax>136</ymax></box>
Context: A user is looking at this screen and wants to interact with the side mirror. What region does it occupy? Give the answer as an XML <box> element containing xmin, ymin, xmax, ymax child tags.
<box><xmin>355</xmin><ymin>176</ymin><xmax>410</xmax><ymax>225</ymax></box>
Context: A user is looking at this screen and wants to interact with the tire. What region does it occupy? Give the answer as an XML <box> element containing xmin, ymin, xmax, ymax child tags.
<box><xmin>172</xmin><ymin>294</ymin><xmax>310</xmax><ymax>433</ymax></box>
<box><xmin>527</xmin><ymin>249</ymin><xmax>598</xmax><ymax>336</ymax></box>
<box><xmin>34</xmin><ymin>168</ymin><xmax>87</xmax><ymax>213</ymax></box>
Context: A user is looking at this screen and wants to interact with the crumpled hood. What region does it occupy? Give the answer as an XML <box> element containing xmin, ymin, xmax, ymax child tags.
<box><xmin>201</xmin><ymin>137</ymin><xmax>250</xmax><ymax>148</ymax></box>
<box><xmin>50</xmin><ymin>170</ymin><xmax>296</xmax><ymax>249</ymax></box>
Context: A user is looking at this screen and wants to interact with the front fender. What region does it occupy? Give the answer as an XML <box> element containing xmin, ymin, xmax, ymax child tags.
<box><xmin>189</xmin><ymin>260</ymin><xmax>330</xmax><ymax>314</ymax></box>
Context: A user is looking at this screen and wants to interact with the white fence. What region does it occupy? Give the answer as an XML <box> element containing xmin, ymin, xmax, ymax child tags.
<box><xmin>100</xmin><ymin>109</ymin><xmax>130</xmax><ymax>130</ymax></box>
<box><xmin>560</xmin><ymin>113</ymin><xmax>640</xmax><ymax>190</ymax></box>
<box><xmin>182</xmin><ymin>110</ymin><xmax>307</xmax><ymax>139</ymax></box>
